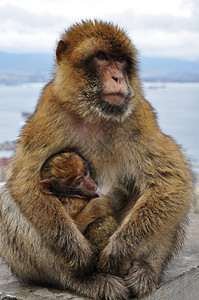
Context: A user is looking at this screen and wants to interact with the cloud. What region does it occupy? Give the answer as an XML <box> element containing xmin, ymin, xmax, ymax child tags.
<box><xmin>106</xmin><ymin>4</ymin><xmax>199</xmax><ymax>59</ymax></box>
<box><xmin>0</xmin><ymin>4</ymin><xmax>74</xmax><ymax>52</ymax></box>
<box><xmin>0</xmin><ymin>0</ymin><xmax>198</xmax><ymax>59</ymax></box>
<box><xmin>0</xmin><ymin>4</ymin><xmax>72</xmax><ymax>34</ymax></box>
<box><xmin>132</xmin><ymin>29</ymin><xmax>199</xmax><ymax>60</ymax></box>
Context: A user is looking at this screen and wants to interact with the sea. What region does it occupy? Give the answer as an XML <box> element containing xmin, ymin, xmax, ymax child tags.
<box><xmin>0</xmin><ymin>82</ymin><xmax>199</xmax><ymax>173</ymax></box>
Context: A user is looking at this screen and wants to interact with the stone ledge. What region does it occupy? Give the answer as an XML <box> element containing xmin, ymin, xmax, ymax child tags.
<box><xmin>0</xmin><ymin>213</ymin><xmax>199</xmax><ymax>300</ymax></box>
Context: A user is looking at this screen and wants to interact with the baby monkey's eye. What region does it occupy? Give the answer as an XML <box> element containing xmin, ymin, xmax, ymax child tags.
<box><xmin>96</xmin><ymin>51</ymin><xmax>108</xmax><ymax>61</ymax></box>
<box><xmin>76</xmin><ymin>178</ymin><xmax>82</xmax><ymax>186</ymax></box>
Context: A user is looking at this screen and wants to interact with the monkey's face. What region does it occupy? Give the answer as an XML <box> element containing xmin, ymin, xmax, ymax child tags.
<box><xmin>81</xmin><ymin>49</ymin><xmax>135</xmax><ymax>121</ymax></box>
<box><xmin>40</xmin><ymin>152</ymin><xmax>98</xmax><ymax>199</ymax></box>
<box><xmin>54</xmin><ymin>20</ymin><xmax>140</xmax><ymax>122</ymax></box>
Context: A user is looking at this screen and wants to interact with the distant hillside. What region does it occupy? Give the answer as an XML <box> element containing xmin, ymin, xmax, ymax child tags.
<box><xmin>140</xmin><ymin>57</ymin><xmax>199</xmax><ymax>82</ymax></box>
<box><xmin>0</xmin><ymin>52</ymin><xmax>54</xmax><ymax>84</ymax></box>
<box><xmin>0</xmin><ymin>51</ymin><xmax>199</xmax><ymax>84</ymax></box>
<box><xmin>0</xmin><ymin>52</ymin><xmax>54</xmax><ymax>73</ymax></box>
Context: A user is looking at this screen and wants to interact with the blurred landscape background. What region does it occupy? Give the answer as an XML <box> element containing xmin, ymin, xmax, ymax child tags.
<box><xmin>0</xmin><ymin>0</ymin><xmax>198</xmax><ymax>212</ymax></box>
<box><xmin>1</xmin><ymin>52</ymin><xmax>199</xmax><ymax>85</ymax></box>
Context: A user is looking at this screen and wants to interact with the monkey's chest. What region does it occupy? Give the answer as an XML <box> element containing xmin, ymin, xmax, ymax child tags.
<box><xmin>69</xmin><ymin>121</ymin><xmax>136</xmax><ymax>190</ymax></box>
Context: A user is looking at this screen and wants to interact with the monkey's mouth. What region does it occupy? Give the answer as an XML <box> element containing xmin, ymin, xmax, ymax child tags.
<box><xmin>83</xmin><ymin>89</ymin><xmax>132</xmax><ymax>119</ymax></box>
<box><xmin>103</xmin><ymin>93</ymin><xmax>125</xmax><ymax>106</ymax></box>
<box><xmin>99</xmin><ymin>94</ymin><xmax>130</xmax><ymax>117</ymax></box>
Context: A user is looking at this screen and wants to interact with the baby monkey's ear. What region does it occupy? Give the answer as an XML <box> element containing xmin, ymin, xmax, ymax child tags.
<box><xmin>39</xmin><ymin>179</ymin><xmax>53</xmax><ymax>194</ymax></box>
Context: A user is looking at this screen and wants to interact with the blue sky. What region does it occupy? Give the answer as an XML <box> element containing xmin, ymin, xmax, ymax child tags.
<box><xmin>0</xmin><ymin>0</ymin><xmax>198</xmax><ymax>59</ymax></box>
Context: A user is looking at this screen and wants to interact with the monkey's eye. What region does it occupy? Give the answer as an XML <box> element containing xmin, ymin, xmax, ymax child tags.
<box><xmin>96</xmin><ymin>51</ymin><xmax>108</xmax><ymax>61</ymax></box>
<box><xmin>115</xmin><ymin>55</ymin><xmax>125</xmax><ymax>63</ymax></box>
<box><xmin>84</xmin><ymin>168</ymin><xmax>88</xmax><ymax>176</ymax></box>
<box><xmin>76</xmin><ymin>178</ymin><xmax>82</xmax><ymax>186</ymax></box>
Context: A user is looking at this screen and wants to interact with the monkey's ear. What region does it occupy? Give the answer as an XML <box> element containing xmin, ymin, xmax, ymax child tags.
<box><xmin>39</xmin><ymin>179</ymin><xmax>53</xmax><ymax>195</ymax></box>
<box><xmin>56</xmin><ymin>40</ymin><xmax>68</xmax><ymax>63</ymax></box>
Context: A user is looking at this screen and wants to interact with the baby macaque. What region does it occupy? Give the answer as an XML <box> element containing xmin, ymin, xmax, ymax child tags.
<box><xmin>40</xmin><ymin>151</ymin><xmax>117</xmax><ymax>250</ymax></box>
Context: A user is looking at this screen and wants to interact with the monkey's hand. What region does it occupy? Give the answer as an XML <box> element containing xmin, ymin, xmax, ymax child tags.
<box><xmin>66</xmin><ymin>227</ymin><xmax>99</xmax><ymax>274</ymax></box>
<box><xmin>97</xmin><ymin>229</ymin><xmax>132</xmax><ymax>276</ymax></box>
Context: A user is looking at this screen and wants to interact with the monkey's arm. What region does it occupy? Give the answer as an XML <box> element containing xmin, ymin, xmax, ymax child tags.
<box><xmin>8</xmin><ymin>180</ymin><xmax>97</xmax><ymax>274</ymax></box>
<box><xmin>74</xmin><ymin>196</ymin><xmax>115</xmax><ymax>232</ymax></box>
<box><xmin>6</xmin><ymin>107</ymin><xmax>98</xmax><ymax>275</ymax></box>
<box><xmin>98</xmin><ymin>137</ymin><xmax>193</xmax><ymax>275</ymax></box>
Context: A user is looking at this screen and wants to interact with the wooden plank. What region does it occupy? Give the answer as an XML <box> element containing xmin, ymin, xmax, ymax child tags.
<box><xmin>142</xmin><ymin>266</ymin><xmax>199</xmax><ymax>300</ymax></box>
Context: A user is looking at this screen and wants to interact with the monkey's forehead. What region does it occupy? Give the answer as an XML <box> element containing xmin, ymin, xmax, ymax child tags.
<box><xmin>49</xmin><ymin>152</ymin><xmax>86</xmax><ymax>179</ymax></box>
<box><xmin>61</xmin><ymin>20</ymin><xmax>136</xmax><ymax>58</ymax></box>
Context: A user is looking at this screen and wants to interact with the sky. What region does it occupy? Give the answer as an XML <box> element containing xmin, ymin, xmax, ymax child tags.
<box><xmin>0</xmin><ymin>0</ymin><xmax>198</xmax><ymax>60</ymax></box>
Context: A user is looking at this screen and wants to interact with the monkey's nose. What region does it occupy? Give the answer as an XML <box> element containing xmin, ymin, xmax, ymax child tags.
<box><xmin>112</xmin><ymin>76</ymin><xmax>123</xmax><ymax>85</ymax></box>
<box><xmin>112</xmin><ymin>76</ymin><xmax>118</xmax><ymax>82</ymax></box>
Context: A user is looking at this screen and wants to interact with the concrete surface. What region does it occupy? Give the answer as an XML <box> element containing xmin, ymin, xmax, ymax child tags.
<box><xmin>0</xmin><ymin>213</ymin><xmax>199</xmax><ymax>300</ymax></box>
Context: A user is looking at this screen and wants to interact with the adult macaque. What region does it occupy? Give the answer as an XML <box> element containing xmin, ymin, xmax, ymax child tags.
<box><xmin>0</xmin><ymin>20</ymin><xmax>192</xmax><ymax>299</ymax></box>
<box><xmin>40</xmin><ymin>151</ymin><xmax>117</xmax><ymax>246</ymax></box>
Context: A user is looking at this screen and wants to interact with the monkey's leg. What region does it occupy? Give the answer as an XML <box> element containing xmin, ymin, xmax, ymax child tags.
<box><xmin>124</xmin><ymin>219</ymin><xmax>187</xmax><ymax>298</ymax></box>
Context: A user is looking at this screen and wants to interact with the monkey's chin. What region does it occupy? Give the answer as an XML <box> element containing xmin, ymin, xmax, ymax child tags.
<box><xmin>97</xmin><ymin>96</ymin><xmax>132</xmax><ymax>121</ymax></box>
<box><xmin>81</xmin><ymin>93</ymin><xmax>134</xmax><ymax>122</ymax></box>
<box><xmin>103</xmin><ymin>93</ymin><xmax>125</xmax><ymax>106</ymax></box>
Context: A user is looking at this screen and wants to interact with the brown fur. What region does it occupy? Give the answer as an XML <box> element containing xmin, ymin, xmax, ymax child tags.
<box><xmin>85</xmin><ymin>216</ymin><xmax>118</xmax><ymax>252</ymax></box>
<box><xmin>40</xmin><ymin>151</ymin><xmax>117</xmax><ymax>248</ymax></box>
<box><xmin>0</xmin><ymin>20</ymin><xmax>192</xmax><ymax>299</ymax></box>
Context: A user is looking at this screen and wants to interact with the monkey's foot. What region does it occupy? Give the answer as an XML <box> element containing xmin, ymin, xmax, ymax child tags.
<box><xmin>124</xmin><ymin>261</ymin><xmax>158</xmax><ymax>298</ymax></box>
<box><xmin>71</xmin><ymin>273</ymin><xmax>129</xmax><ymax>300</ymax></box>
